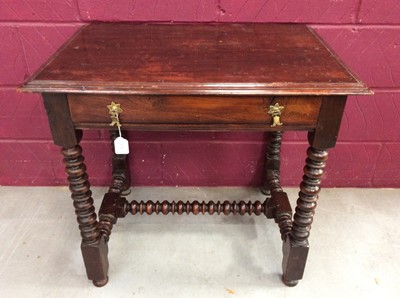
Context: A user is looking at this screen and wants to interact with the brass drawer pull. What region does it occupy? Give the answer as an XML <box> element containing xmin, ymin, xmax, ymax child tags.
<box><xmin>268</xmin><ymin>103</ymin><xmax>284</xmax><ymax>127</ymax></box>
<box><xmin>107</xmin><ymin>101</ymin><xmax>123</xmax><ymax>127</ymax></box>
<box><xmin>107</xmin><ymin>101</ymin><xmax>130</xmax><ymax>154</ymax></box>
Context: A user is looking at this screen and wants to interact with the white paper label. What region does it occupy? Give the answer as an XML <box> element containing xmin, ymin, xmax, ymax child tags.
<box><xmin>114</xmin><ymin>137</ymin><xmax>130</xmax><ymax>154</ymax></box>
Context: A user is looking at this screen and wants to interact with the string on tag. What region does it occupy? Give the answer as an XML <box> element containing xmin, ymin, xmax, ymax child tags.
<box><xmin>116</xmin><ymin>112</ymin><xmax>122</xmax><ymax>138</ymax></box>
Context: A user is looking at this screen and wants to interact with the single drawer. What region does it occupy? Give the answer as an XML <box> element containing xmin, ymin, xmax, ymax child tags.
<box><xmin>68</xmin><ymin>94</ymin><xmax>321</xmax><ymax>130</ymax></box>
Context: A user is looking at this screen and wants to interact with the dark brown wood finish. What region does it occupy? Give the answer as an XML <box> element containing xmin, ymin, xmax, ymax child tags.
<box><xmin>68</xmin><ymin>95</ymin><xmax>321</xmax><ymax>130</ymax></box>
<box><xmin>42</xmin><ymin>92</ymin><xmax>110</xmax><ymax>286</ymax></box>
<box><xmin>21</xmin><ymin>23</ymin><xmax>370</xmax><ymax>96</ymax></box>
<box><xmin>262</xmin><ymin>131</ymin><xmax>284</xmax><ymax>194</ymax></box>
<box><xmin>282</xmin><ymin>146</ymin><xmax>329</xmax><ymax>286</ymax></box>
<box><xmin>128</xmin><ymin>199</ymin><xmax>266</xmax><ymax>216</ymax></box>
<box><xmin>42</xmin><ymin>93</ymin><xmax>77</xmax><ymax>148</ymax></box>
<box><xmin>62</xmin><ymin>142</ymin><xmax>109</xmax><ymax>287</ymax></box>
<box><xmin>98</xmin><ymin>131</ymin><xmax>131</xmax><ymax>243</ymax></box>
<box><xmin>309</xmin><ymin>96</ymin><xmax>347</xmax><ymax>149</ymax></box>
<box><xmin>109</xmin><ymin>130</ymin><xmax>131</xmax><ymax>194</ymax></box>
<box><xmin>262</xmin><ymin>131</ymin><xmax>293</xmax><ymax>241</ymax></box>
<box><xmin>20</xmin><ymin>23</ymin><xmax>371</xmax><ymax>288</ymax></box>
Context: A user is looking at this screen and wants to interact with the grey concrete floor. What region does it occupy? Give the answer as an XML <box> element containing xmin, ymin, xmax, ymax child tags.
<box><xmin>0</xmin><ymin>186</ymin><xmax>399</xmax><ymax>298</ymax></box>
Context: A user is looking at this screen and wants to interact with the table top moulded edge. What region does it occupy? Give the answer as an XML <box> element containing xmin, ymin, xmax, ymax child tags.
<box><xmin>18</xmin><ymin>22</ymin><xmax>372</xmax><ymax>97</ymax></box>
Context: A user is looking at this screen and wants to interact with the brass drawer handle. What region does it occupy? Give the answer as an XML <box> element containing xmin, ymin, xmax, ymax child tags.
<box><xmin>268</xmin><ymin>103</ymin><xmax>284</xmax><ymax>127</ymax></box>
<box><xmin>107</xmin><ymin>101</ymin><xmax>123</xmax><ymax>127</ymax></box>
<box><xmin>108</xmin><ymin>101</ymin><xmax>130</xmax><ymax>155</ymax></box>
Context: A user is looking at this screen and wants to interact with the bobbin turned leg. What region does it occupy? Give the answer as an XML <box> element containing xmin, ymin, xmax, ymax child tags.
<box><xmin>280</xmin><ymin>96</ymin><xmax>347</xmax><ymax>286</ymax></box>
<box><xmin>110</xmin><ymin>130</ymin><xmax>131</xmax><ymax>195</ymax></box>
<box><xmin>261</xmin><ymin>131</ymin><xmax>283</xmax><ymax>195</ymax></box>
<box><xmin>43</xmin><ymin>93</ymin><xmax>108</xmax><ymax>287</ymax></box>
<box><xmin>97</xmin><ymin>130</ymin><xmax>131</xmax><ymax>244</ymax></box>
<box><xmin>261</xmin><ymin>131</ymin><xmax>293</xmax><ymax>241</ymax></box>
<box><xmin>282</xmin><ymin>147</ymin><xmax>328</xmax><ymax>286</ymax></box>
<box><xmin>62</xmin><ymin>144</ymin><xmax>109</xmax><ymax>287</ymax></box>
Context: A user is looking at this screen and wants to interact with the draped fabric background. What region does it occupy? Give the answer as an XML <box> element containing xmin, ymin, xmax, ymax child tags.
<box><xmin>0</xmin><ymin>0</ymin><xmax>399</xmax><ymax>187</ymax></box>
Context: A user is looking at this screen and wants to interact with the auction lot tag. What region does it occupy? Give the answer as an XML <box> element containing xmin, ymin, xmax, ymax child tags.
<box><xmin>114</xmin><ymin>136</ymin><xmax>129</xmax><ymax>154</ymax></box>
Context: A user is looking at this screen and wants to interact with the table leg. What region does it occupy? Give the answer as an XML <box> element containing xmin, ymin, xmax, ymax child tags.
<box><xmin>109</xmin><ymin>130</ymin><xmax>131</xmax><ymax>195</ymax></box>
<box><xmin>62</xmin><ymin>144</ymin><xmax>109</xmax><ymax>287</ymax></box>
<box><xmin>261</xmin><ymin>131</ymin><xmax>283</xmax><ymax>195</ymax></box>
<box><xmin>42</xmin><ymin>94</ymin><xmax>110</xmax><ymax>286</ymax></box>
<box><xmin>282</xmin><ymin>146</ymin><xmax>328</xmax><ymax>286</ymax></box>
<box><xmin>261</xmin><ymin>131</ymin><xmax>293</xmax><ymax>241</ymax></box>
<box><xmin>97</xmin><ymin>130</ymin><xmax>132</xmax><ymax>243</ymax></box>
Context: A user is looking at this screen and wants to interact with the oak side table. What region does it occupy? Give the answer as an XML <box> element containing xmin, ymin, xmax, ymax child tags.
<box><xmin>21</xmin><ymin>23</ymin><xmax>371</xmax><ymax>287</ymax></box>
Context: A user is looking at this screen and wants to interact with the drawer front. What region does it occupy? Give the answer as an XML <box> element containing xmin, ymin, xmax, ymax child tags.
<box><xmin>68</xmin><ymin>94</ymin><xmax>321</xmax><ymax>130</ymax></box>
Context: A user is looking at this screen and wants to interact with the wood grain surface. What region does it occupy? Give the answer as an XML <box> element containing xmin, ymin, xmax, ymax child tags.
<box><xmin>68</xmin><ymin>94</ymin><xmax>321</xmax><ymax>130</ymax></box>
<box><xmin>22</xmin><ymin>23</ymin><xmax>369</xmax><ymax>95</ymax></box>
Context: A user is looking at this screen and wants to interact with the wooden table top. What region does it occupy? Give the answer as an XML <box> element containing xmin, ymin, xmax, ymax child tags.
<box><xmin>21</xmin><ymin>23</ymin><xmax>370</xmax><ymax>95</ymax></box>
